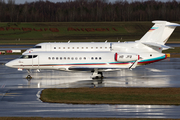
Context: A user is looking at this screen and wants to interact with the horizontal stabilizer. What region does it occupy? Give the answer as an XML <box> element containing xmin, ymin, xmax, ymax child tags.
<box><xmin>167</xmin><ymin>24</ymin><xmax>180</xmax><ymax>27</ymax></box>
<box><xmin>142</xmin><ymin>42</ymin><xmax>172</xmax><ymax>50</ymax></box>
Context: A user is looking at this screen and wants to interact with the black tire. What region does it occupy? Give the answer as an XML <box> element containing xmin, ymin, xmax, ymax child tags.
<box><xmin>26</xmin><ymin>75</ymin><xmax>32</xmax><ymax>80</ymax></box>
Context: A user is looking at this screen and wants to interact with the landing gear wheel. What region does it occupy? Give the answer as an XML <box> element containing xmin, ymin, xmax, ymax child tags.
<box><xmin>26</xmin><ymin>75</ymin><xmax>32</xmax><ymax>81</ymax></box>
<box><xmin>92</xmin><ymin>70</ymin><xmax>103</xmax><ymax>79</ymax></box>
<box><xmin>26</xmin><ymin>69</ymin><xmax>32</xmax><ymax>81</ymax></box>
<box><xmin>98</xmin><ymin>72</ymin><xmax>103</xmax><ymax>79</ymax></box>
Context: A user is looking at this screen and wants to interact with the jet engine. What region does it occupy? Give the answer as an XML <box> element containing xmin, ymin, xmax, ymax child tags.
<box><xmin>115</xmin><ymin>53</ymin><xmax>140</xmax><ymax>62</ymax></box>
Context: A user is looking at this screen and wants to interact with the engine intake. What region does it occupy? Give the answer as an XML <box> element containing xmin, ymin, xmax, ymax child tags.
<box><xmin>115</xmin><ymin>53</ymin><xmax>140</xmax><ymax>62</ymax></box>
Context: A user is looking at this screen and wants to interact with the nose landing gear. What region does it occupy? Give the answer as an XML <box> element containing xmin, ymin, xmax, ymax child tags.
<box><xmin>26</xmin><ymin>69</ymin><xmax>32</xmax><ymax>81</ymax></box>
<box><xmin>26</xmin><ymin>75</ymin><xmax>32</xmax><ymax>80</ymax></box>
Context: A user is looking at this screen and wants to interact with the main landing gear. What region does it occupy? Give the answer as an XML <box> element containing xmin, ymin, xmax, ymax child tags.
<box><xmin>91</xmin><ymin>69</ymin><xmax>103</xmax><ymax>79</ymax></box>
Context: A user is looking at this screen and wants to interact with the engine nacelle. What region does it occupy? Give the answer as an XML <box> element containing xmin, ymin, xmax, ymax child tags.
<box><xmin>115</xmin><ymin>53</ymin><xmax>140</xmax><ymax>62</ymax></box>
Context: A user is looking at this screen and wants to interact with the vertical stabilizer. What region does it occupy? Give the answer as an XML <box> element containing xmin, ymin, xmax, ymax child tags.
<box><xmin>140</xmin><ymin>21</ymin><xmax>180</xmax><ymax>45</ymax></box>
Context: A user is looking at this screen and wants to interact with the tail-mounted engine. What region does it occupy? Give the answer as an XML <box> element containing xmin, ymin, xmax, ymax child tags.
<box><xmin>115</xmin><ymin>53</ymin><xmax>140</xmax><ymax>62</ymax></box>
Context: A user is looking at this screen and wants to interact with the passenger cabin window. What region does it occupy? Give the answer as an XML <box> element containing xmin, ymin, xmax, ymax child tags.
<box><xmin>48</xmin><ymin>56</ymin><xmax>101</xmax><ymax>60</ymax></box>
<box><xmin>33</xmin><ymin>46</ymin><xmax>41</xmax><ymax>48</ymax></box>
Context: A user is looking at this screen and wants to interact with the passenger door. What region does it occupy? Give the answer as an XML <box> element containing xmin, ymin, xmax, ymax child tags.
<box><xmin>46</xmin><ymin>45</ymin><xmax>51</xmax><ymax>51</ymax></box>
<box><xmin>32</xmin><ymin>55</ymin><xmax>39</xmax><ymax>69</ymax></box>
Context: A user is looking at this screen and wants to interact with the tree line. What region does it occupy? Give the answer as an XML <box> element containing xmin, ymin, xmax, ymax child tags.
<box><xmin>0</xmin><ymin>0</ymin><xmax>180</xmax><ymax>22</ymax></box>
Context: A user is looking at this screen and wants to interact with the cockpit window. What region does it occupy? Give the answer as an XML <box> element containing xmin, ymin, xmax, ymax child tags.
<box><xmin>33</xmin><ymin>55</ymin><xmax>38</xmax><ymax>58</ymax></box>
<box><xmin>20</xmin><ymin>55</ymin><xmax>30</xmax><ymax>59</ymax></box>
<box><xmin>33</xmin><ymin>46</ymin><xmax>41</xmax><ymax>48</ymax></box>
<box><xmin>19</xmin><ymin>55</ymin><xmax>38</xmax><ymax>59</ymax></box>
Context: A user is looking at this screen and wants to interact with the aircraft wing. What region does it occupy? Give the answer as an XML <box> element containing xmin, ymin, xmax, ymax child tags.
<box><xmin>67</xmin><ymin>66</ymin><xmax>121</xmax><ymax>72</ymax></box>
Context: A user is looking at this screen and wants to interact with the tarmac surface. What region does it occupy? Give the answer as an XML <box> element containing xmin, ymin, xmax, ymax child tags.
<box><xmin>1</xmin><ymin>55</ymin><xmax>180</xmax><ymax>118</ymax></box>
<box><xmin>1</xmin><ymin>88</ymin><xmax>180</xmax><ymax>118</ymax></box>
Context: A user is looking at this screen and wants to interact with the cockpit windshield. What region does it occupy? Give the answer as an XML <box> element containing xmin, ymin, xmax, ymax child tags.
<box><xmin>32</xmin><ymin>46</ymin><xmax>41</xmax><ymax>48</ymax></box>
<box><xmin>19</xmin><ymin>55</ymin><xmax>38</xmax><ymax>59</ymax></box>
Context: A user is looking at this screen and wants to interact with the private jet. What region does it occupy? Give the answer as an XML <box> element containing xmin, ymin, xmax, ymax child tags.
<box><xmin>5</xmin><ymin>21</ymin><xmax>180</xmax><ymax>79</ymax></box>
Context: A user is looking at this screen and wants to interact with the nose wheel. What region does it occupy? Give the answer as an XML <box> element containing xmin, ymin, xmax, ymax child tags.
<box><xmin>26</xmin><ymin>69</ymin><xmax>32</xmax><ymax>80</ymax></box>
<box><xmin>26</xmin><ymin>75</ymin><xmax>32</xmax><ymax>80</ymax></box>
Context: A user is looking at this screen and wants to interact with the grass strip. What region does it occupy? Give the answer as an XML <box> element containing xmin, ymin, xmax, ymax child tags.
<box><xmin>0</xmin><ymin>118</ymin><xmax>179</xmax><ymax>120</ymax></box>
<box><xmin>163</xmin><ymin>47</ymin><xmax>180</xmax><ymax>53</ymax></box>
<box><xmin>163</xmin><ymin>47</ymin><xmax>180</xmax><ymax>58</ymax></box>
<box><xmin>0</xmin><ymin>22</ymin><xmax>180</xmax><ymax>44</ymax></box>
<box><xmin>40</xmin><ymin>88</ymin><xmax>180</xmax><ymax>105</ymax></box>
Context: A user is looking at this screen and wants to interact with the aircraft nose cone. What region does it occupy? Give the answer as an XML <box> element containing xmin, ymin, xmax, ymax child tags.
<box><xmin>5</xmin><ymin>60</ymin><xmax>20</xmax><ymax>69</ymax></box>
<box><xmin>5</xmin><ymin>62</ymin><xmax>10</xmax><ymax>67</ymax></box>
<box><xmin>5</xmin><ymin>61</ymin><xmax>13</xmax><ymax>67</ymax></box>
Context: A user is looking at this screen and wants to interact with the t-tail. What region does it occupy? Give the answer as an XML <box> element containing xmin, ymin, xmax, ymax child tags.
<box><xmin>139</xmin><ymin>21</ymin><xmax>180</xmax><ymax>50</ymax></box>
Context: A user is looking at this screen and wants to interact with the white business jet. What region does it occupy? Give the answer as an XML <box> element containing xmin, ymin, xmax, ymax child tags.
<box><xmin>5</xmin><ymin>21</ymin><xmax>180</xmax><ymax>79</ymax></box>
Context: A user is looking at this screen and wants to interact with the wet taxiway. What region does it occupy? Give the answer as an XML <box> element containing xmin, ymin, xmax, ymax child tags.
<box><xmin>0</xmin><ymin>88</ymin><xmax>180</xmax><ymax>118</ymax></box>
<box><xmin>1</xmin><ymin>88</ymin><xmax>180</xmax><ymax>118</ymax></box>
<box><xmin>1</xmin><ymin>55</ymin><xmax>180</xmax><ymax>118</ymax></box>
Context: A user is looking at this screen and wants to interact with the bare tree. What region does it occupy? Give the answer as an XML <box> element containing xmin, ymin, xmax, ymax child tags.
<box><xmin>8</xmin><ymin>0</ymin><xmax>15</xmax><ymax>22</ymax></box>
<box><xmin>0</xmin><ymin>0</ymin><xmax>180</xmax><ymax>22</ymax></box>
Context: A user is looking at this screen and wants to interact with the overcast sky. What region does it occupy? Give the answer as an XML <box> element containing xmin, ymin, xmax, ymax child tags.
<box><xmin>4</xmin><ymin>0</ymin><xmax>180</xmax><ymax>4</ymax></box>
